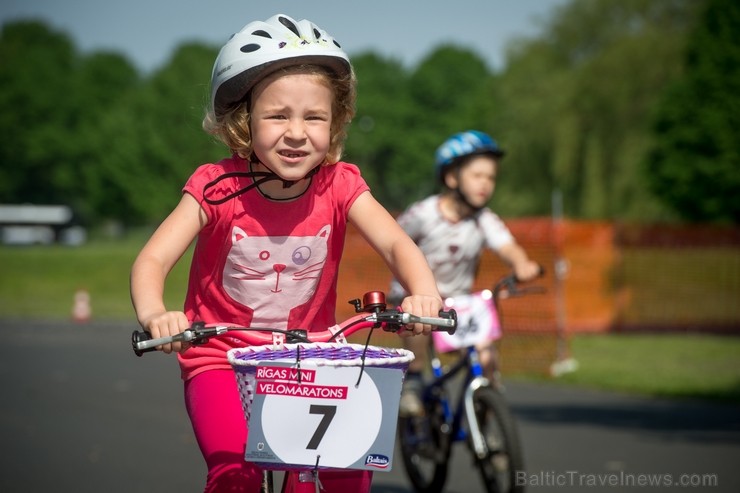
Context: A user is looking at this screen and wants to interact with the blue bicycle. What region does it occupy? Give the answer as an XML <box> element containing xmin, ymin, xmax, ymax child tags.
<box><xmin>397</xmin><ymin>271</ymin><xmax>545</xmax><ymax>493</ymax></box>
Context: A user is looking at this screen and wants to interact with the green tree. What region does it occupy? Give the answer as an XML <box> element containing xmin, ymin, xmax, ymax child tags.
<box><xmin>58</xmin><ymin>51</ymin><xmax>140</xmax><ymax>221</ymax></box>
<box><xmin>404</xmin><ymin>46</ymin><xmax>495</xmax><ymax>204</ymax></box>
<box><xmin>646</xmin><ymin>0</ymin><xmax>740</xmax><ymax>223</ymax></box>
<box><xmin>0</xmin><ymin>20</ymin><xmax>141</xmax><ymax>225</ymax></box>
<box><xmin>493</xmin><ymin>0</ymin><xmax>702</xmax><ymax>220</ymax></box>
<box><xmin>0</xmin><ymin>21</ymin><xmax>78</xmax><ymax>203</ymax></box>
<box><xmin>347</xmin><ymin>46</ymin><xmax>495</xmax><ymax>210</ymax></box>
<box><xmin>89</xmin><ymin>42</ymin><xmax>222</xmax><ymax>224</ymax></box>
<box><xmin>3</xmin><ymin>5</ymin><xmax>721</xmax><ymax>228</ymax></box>
<box><xmin>345</xmin><ymin>52</ymin><xmax>413</xmax><ymax>208</ymax></box>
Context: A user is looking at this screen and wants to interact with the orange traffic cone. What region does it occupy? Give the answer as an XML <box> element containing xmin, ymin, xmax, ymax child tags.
<box><xmin>72</xmin><ymin>289</ymin><xmax>91</xmax><ymax>323</ymax></box>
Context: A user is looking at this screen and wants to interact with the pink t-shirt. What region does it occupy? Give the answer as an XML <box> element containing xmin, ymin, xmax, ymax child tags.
<box><xmin>177</xmin><ymin>155</ymin><xmax>369</xmax><ymax>380</ymax></box>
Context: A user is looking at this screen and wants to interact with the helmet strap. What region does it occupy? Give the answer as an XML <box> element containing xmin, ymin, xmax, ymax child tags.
<box><xmin>202</xmin><ymin>160</ymin><xmax>320</xmax><ymax>205</ymax></box>
<box><xmin>443</xmin><ymin>167</ymin><xmax>484</xmax><ymax>214</ymax></box>
<box><xmin>452</xmin><ymin>186</ymin><xmax>485</xmax><ymax>214</ymax></box>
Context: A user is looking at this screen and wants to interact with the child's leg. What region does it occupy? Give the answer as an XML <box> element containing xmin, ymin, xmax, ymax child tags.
<box><xmin>476</xmin><ymin>340</ymin><xmax>502</xmax><ymax>385</ymax></box>
<box><xmin>282</xmin><ymin>470</ymin><xmax>373</xmax><ymax>493</ymax></box>
<box><xmin>184</xmin><ymin>369</ymin><xmax>263</xmax><ymax>492</ymax></box>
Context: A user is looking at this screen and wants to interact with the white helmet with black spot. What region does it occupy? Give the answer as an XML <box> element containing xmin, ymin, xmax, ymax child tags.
<box><xmin>210</xmin><ymin>13</ymin><xmax>351</xmax><ymax>118</ymax></box>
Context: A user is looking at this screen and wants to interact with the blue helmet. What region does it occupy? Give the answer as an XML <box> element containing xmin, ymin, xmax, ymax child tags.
<box><xmin>434</xmin><ymin>130</ymin><xmax>505</xmax><ymax>180</ymax></box>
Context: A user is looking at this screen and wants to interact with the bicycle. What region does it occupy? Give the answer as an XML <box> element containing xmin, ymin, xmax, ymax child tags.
<box><xmin>131</xmin><ymin>290</ymin><xmax>457</xmax><ymax>493</ymax></box>
<box><xmin>397</xmin><ymin>270</ymin><xmax>546</xmax><ymax>493</ymax></box>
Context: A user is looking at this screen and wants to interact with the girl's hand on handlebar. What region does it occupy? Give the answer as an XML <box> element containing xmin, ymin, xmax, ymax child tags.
<box><xmin>400</xmin><ymin>294</ymin><xmax>444</xmax><ymax>336</ymax></box>
<box><xmin>140</xmin><ymin>311</ymin><xmax>190</xmax><ymax>354</ymax></box>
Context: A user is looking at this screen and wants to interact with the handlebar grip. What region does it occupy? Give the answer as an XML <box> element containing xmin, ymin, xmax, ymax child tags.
<box><xmin>131</xmin><ymin>330</ymin><xmax>157</xmax><ymax>357</ymax></box>
<box><xmin>515</xmin><ymin>265</ymin><xmax>546</xmax><ymax>283</ymax></box>
<box><xmin>401</xmin><ymin>309</ymin><xmax>457</xmax><ymax>335</ymax></box>
<box><xmin>131</xmin><ymin>329</ymin><xmax>197</xmax><ymax>356</ymax></box>
<box><xmin>437</xmin><ymin>308</ymin><xmax>457</xmax><ymax>335</ymax></box>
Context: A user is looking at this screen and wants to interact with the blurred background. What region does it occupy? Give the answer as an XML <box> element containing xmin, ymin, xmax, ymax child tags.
<box><xmin>1</xmin><ymin>0</ymin><xmax>738</xmax><ymax>394</ymax></box>
<box><xmin>1</xmin><ymin>2</ymin><xmax>739</xmax><ymax>492</ymax></box>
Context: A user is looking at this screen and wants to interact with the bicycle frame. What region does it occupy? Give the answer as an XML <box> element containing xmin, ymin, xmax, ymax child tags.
<box><xmin>398</xmin><ymin>271</ymin><xmax>544</xmax><ymax>493</ymax></box>
<box><xmin>426</xmin><ymin>338</ymin><xmax>493</xmax><ymax>456</ymax></box>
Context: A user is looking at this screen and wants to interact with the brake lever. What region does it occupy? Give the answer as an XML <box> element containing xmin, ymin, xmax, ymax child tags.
<box><xmin>518</xmin><ymin>286</ymin><xmax>547</xmax><ymax>295</ymax></box>
<box><xmin>502</xmin><ymin>281</ymin><xmax>547</xmax><ymax>299</ymax></box>
<box><xmin>496</xmin><ymin>275</ymin><xmax>519</xmax><ymax>300</ymax></box>
<box><xmin>131</xmin><ymin>322</ymin><xmax>226</xmax><ymax>356</ymax></box>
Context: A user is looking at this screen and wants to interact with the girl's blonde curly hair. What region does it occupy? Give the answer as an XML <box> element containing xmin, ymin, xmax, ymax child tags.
<box><xmin>203</xmin><ymin>64</ymin><xmax>356</xmax><ymax>165</ymax></box>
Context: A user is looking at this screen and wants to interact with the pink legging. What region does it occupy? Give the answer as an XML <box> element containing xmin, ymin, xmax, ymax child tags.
<box><xmin>184</xmin><ymin>369</ymin><xmax>373</xmax><ymax>492</ymax></box>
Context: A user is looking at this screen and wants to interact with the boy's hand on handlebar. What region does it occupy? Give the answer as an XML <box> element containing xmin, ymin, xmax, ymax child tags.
<box><xmin>514</xmin><ymin>260</ymin><xmax>543</xmax><ymax>283</ymax></box>
<box><xmin>399</xmin><ymin>294</ymin><xmax>444</xmax><ymax>337</ymax></box>
<box><xmin>140</xmin><ymin>311</ymin><xmax>190</xmax><ymax>354</ymax></box>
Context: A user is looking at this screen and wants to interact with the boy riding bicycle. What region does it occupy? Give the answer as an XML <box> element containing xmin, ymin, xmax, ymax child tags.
<box><xmin>389</xmin><ymin>130</ymin><xmax>540</xmax><ymax>417</ymax></box>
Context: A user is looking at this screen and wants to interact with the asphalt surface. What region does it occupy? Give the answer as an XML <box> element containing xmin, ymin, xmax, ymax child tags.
<box><xmin>0</xmin><ymin>320</ymin><xmax>738</xmax><ymax>492</ymax></box>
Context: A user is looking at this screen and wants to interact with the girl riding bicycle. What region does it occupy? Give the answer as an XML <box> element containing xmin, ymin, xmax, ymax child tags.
<box><xmin>389</xmin><ymin>130</ymin><xmax>540</xmax><ymax>417</ymax></box>
<box><xmin>130</xmin><ymin>14</ymin><xmax>443</xmax><ymax>493</ymax></box>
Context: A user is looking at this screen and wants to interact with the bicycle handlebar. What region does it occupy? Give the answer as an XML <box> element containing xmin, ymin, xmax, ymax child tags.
<box><xmin>131</xmin><ymin>290</ymin><xmax>457</xmax><ymax>357</ymax></box>
<box><xmin>491</xmin><ymin>265</ymin><xmax>547</xmax><ymax>302</ymax></box>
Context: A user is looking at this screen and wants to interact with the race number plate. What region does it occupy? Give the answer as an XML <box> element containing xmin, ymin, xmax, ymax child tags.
<box><xmin>432</xmin><ymin>290</ymin><xmax>501</xmax><ymax>352</ymax></box>
<box><xmin>244</xmin><ymin>361</ymin><xmax>403</xmax><ymax>471</ymax></box>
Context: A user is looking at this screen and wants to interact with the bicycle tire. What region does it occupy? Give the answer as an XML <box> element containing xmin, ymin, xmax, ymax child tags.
<box><xmin>397</xmin><ymin>394</ymin><xmax>450</xmax><ymax>493</ymax></box>
<box><xmin>469</xmin><ymin>387</ymin><xmax>525</xmax><ymax>493</ymax></box>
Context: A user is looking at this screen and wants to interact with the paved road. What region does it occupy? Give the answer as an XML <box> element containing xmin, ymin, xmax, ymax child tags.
<box><xmin>0</xmin><ymin>320</ymin><xmax>738</xmax><ymax>492</ymax></box>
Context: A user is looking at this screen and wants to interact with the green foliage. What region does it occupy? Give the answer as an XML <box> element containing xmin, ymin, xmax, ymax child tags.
<box><xmin>494</xmin><ymin>0</ymin><xmax>703</xmax><ymax>219</ymax></box>
<box><xmin>0</xmin><ymin>20</ymin><xmax>79</xmax><ymax>203</ymax></box>
<box><xmin>345</xmin><ymin>52</ymin><xmax>419</xmax><ymax>208</ymax></box>
<box><xmin>347</xmin><ymin>46</ymin><xmax>495</xmax><ymax>209</ymax></box>
<box><xmin>646</xmin><ymin>0</ymin><xmax>740</xmax><ymax>223</ymax></box>
<box><xmin>1</xmin><ymin>1</ymin><xmax>734</xmax><ymax>225</ymax></box>
<box><xmin>89</xmin><ymin>42</ymin><xmax>224</xmax><ymax>224</ymax></box>
<box><xmin>0</xmin><ymin>21</ymin><xmax>223</xmax><ymax>225</ymax></box>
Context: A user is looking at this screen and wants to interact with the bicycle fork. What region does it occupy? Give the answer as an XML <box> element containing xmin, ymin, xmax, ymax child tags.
<box><xmin>463</xmin><ymin>346</ymin><xmax>492</xmax><ymax>460</ymax></box>
<box><xmin>464</xmin><ymin>375</ymin><xmax>491</xmax><ymax>460</ymax></box>
<box><xmin>278</xmin><ymin>469</ymin><xmax>324</xmax><ymax>493</ymax></box>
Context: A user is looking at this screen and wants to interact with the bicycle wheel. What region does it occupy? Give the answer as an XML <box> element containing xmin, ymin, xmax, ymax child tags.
<box><xmin>397</xmin><ymin>393</ymin><xmax>450</xmax><ymax>493</ymax></box>
<box><xmin>469</xmin><ymin>387</ymin><xmax>525</xmax><ymax>493</ymax></box>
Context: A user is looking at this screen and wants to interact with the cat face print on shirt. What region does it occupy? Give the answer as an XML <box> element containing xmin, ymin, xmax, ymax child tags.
<box><xmin>223</xmin><ymin>224</ymin><xmax>331</xmax><ymax>329</ymax></box>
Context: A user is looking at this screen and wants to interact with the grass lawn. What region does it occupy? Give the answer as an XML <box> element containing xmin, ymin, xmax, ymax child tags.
<box><xmin>527</xmin><ymin>332</ymin><xmax>740</xmax><ymax>403</ymax></box>
<box><xmin>1</xmin><ymin>239</ymin><xmax>739</xmax><ymax>404</ymax></box>
<box><xmin>0</xmin><ymin>234</ymin><xmax>192</xmax><ymax>320</ymax></box>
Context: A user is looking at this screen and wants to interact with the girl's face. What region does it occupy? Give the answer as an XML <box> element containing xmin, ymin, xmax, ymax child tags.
<box><xmin>447</xmin><ymin>155</ymin><xmax>497</xmax><ymax>209</ymax></box>
<box><xmin>250</xmin><ymin>72</ymin><xmax>333</xmax><ymax>188</ymax></box>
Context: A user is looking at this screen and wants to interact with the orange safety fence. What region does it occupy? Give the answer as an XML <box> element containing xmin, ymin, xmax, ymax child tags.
<box><xmin>336</xmin><ymin>218</ymin><xmax>740</xmax><ymax>375</ymax></box>
<box><xmin>613</xmin><ymin>223</ymin><xmax>740</xmax><ymax>333</ymax></box>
